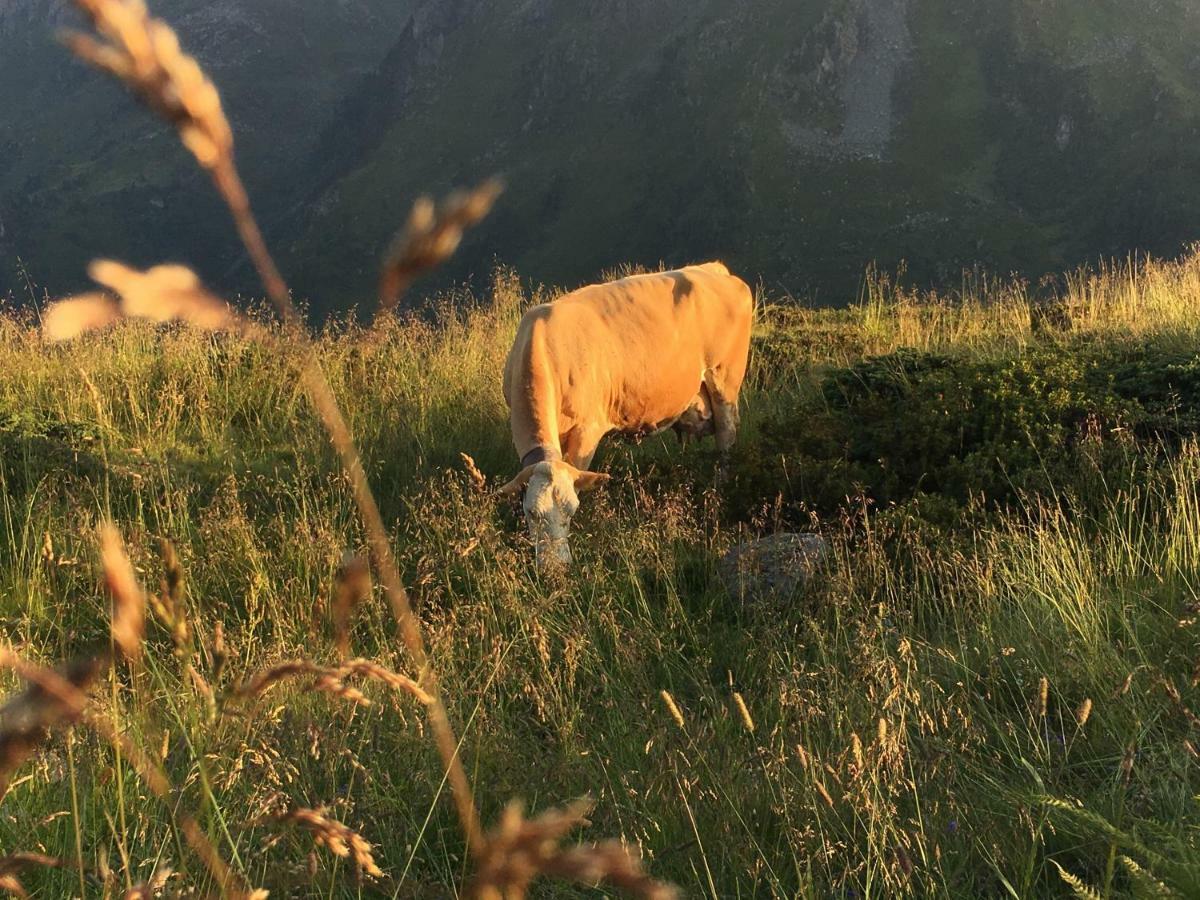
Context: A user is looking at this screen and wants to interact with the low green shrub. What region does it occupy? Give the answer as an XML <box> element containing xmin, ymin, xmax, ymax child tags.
<box><xmin>728</xmin><ymin>337</ymin><xmax>1200</xmax><ymax>524</ymax></box>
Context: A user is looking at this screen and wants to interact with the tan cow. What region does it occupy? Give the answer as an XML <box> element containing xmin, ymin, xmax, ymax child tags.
<box><xmin>498</xmin><ymin>261</ymin><xmax>753</xmax><ymax>568</ymax></box>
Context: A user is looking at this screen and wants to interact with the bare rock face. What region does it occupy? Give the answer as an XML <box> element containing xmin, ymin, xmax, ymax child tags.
<box><xmin>719</xmin><ymin>533</ymin><xmax>829</xmax><ymax>603</ymax></box>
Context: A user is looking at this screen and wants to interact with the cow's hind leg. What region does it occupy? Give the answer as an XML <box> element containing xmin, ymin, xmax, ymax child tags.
<box><xmin>703</xmin><ymin>371</ymin><xmax>740</xmax><ymax>454</ymax></box>
<box><xmin>703</xmin><ymin>371</ymin><xmax>741</xmax><ymax>491</ymax></box>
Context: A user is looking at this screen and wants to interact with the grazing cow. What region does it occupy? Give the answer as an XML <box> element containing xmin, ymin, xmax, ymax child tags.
<box><xmin>498</xmin><ymin>262</ymin><xmax>753</xmax><ymax>568</ymax></box>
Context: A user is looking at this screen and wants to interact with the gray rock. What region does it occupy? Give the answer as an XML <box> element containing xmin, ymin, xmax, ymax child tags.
<box><xmin>719</xmin><ymin>533</ymin><xmax>829</xmax><ymax>603</ymax></box>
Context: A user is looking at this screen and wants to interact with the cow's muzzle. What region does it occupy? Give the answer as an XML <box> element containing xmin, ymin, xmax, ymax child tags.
<box><xmin>535</xmin><ymin>536</ymin><xmax>573</xmax><ymax>570</ymax></box>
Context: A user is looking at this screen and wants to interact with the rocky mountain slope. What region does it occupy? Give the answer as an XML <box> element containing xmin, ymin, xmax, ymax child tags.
<box><xmin>4</xmin><ymin>0</ymin><xmax>1200</xmax><ymax>312</ymax></box>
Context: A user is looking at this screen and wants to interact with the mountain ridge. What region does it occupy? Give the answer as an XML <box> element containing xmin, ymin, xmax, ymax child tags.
<box><xmin>3</xmin><ymin>0</ymin><xmax>1200</xmax><ymax>313</ymax></box>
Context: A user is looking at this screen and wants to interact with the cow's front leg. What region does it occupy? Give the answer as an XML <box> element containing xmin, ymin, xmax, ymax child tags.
<box><xmin>563</xmin><ymin>425</ymin><xmax>606</xmax><ymax>472</ymax></box>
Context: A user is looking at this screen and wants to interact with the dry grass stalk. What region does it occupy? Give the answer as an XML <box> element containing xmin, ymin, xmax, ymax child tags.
<box><xmin>0</xmin><ymin>649</ymin><xmax>246</xmax><ymax>896</ymax></box>
<box><xmin>460</xmin><ymin>452</ymin><xmax>488</xmax><ymax>493</ymax></box>
<box><xmin>469</xmin><ymin>798</ymin><xmax>678</xmax><ymax>899</ymax></box>
<box><xmin>41</xmin><ymin>261</ymin><xmax>250</xmax><ymax>343</ymax></box>
<box><xmin>64</xmin><ymin>0</ymin><xmax>504</xmax><ymax>866</ymax></box>
<box><xmin>1036</xmin><ymin>676</ymin><xmax>1050</xmax><ymax>718</ymax></box>
<box><xmin>78</xmin><ymin>706</ymin><xmax>259</xmax><ymax>899</ymax></box>
<box><xmin>264</xmin><ymin>808</ymin><xmax>383</xmax><ymax>879</ymax></box>
<box><xmin>233</xmin><ymin>657</ymin><xmax>431</xmax><ymax>709</ymax></box>
<box><xmin>378</xmin><ymin>179</ymin><xmax>504</xmax><ymax>313</ymax></box>
<box><xmin>100</xmin><ymin>522</ymin><xmax>146</xmax><ymax>663</ymax></box>
<box><xmin>332</xmin><ymin>553</ymin><xmax>371</xmax><ymax>661</ymax></box>
<box><xmin>152</xmin><ymin>539</ymin><xmax>190</xmax><ymax>653</ymax></box>
<box><xmin>0</xmin><ymin>650</ymin><xmax>106</xmax><ymax>798</ymax></box>
<box><xmin>0</xmin><ymin>538</ymin><xmax>259</xmax><ymax>900</ymax></box>
<box><xmin>0</xmin><ymin>853</ymin><xmax>70</xmax><ymax>877</ymax></box>
<box><xmin>63</xmin><ymin>0</ymin><xmax>232</xmax><ymax>170</ymax></box>
<box><xmin>338</xmin><ymin>658</ymin><xmax>433</xmax><ymax>705</ymax></box>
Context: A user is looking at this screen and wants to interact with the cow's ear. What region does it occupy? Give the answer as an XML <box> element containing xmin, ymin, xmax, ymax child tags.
<box><xmin>497</xmin><ymin>465</ymin><xmax>536</xmax><ymax>496</ymax></box>
<box><xmin>574</xmin><ymin>470</ymin><xmax>611</xmax><ymax>493</ymax></box>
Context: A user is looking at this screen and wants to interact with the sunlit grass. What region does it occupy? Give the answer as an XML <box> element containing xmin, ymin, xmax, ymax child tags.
<box><xmin>1</xmin><ymin>249</ymin><xmax>1200</xmax><ymax>894</ymax></box>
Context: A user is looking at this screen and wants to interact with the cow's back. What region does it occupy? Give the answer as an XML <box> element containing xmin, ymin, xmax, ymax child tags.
<box><xmin>514</xmin><ymin>263</ymin><xmax>750</xmax><ymax>433</ymax></box>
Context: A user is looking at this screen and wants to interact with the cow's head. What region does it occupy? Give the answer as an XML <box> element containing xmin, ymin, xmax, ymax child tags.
<box><xmin>498</xmin><ymin>460</ymin><xmax>610</xmax><ymax>569</ymax></box>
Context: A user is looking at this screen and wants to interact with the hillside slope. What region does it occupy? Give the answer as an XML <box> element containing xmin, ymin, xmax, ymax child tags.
<box><xmin>4</xmin><ymin>0</ymin><xmax>1200</xmax><ymax>312</ymax></box>
<box><xmin>0</xmin><ymin>0</ymin><xmax>411</xmax><ymax>300</ymax></box>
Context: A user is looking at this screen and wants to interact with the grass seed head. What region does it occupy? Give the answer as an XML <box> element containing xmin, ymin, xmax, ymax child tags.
<box><xmin>0</xmin><ymin>853</ymin><xmax>70</xmax><ymax>878</ymax></box>
<box><xmin>469</xmin><ymin>797</ymin><xmax>677</xmax><ymax>899</ymax></box>
<box><xmin>91</xmin><ymin>260</ymin><xmax>246</xmax><ymax>332</ymax></box>
<box><xmin>378</xmin><ymin>179</ymin><xmax>504</xmax><ymax>312</ymax></box>
<box><xmin>338</xmin><ymin>659</ymin><xmax>432</xmax><ymax>705</ymax></box>
<box><xmin>1115</xmin><ymin>670</ymin><xmax>1135</xmax><ymax>697</ymax></box>
<box><xmin>64</xmin><ymin>0</ymin><xmax>233</xmax><ymax>170</ymax></box>
<box><xmin>266</xmin><ymin>808</ymin><xmax>383</xmax><ymax>879</ymax></box>
<box><xmin>211</xmin><ymin>620</ymin><xmax>227</xmax><ymax>684</ymax></box>
<box><xmin>815</xmin><ymin>781</ymin><xmax>835</xmax><ymax>808</ymax></box>
<box><xmin>332</xmin><ymin>553</ymin><xmax>371</xmax><ymax>661</ymax></box>
<box><xmin>1075</xmin><ymin>698</ymin><xmax>1093</xmax><ymax>728</ymax></box>
<box><xmin>895</xmin><ymin>844</ymin><xmax>913</xmax><ymax>877</ymax></box>
<box><xmin>232</xmin><ymin>661</ymin><xmax>325</xmax><ymax>702</ymax></box>
<box><xmin>40</xmin><ymin>293</ymin><xmax>121</xmax><ymax>342</ymax></box>
<box><xmin>0</xmin><ymin>653</ymin><xmax>106</xmax><ymax>799</ymax></box>
<box><xmin>121</xmin><ymin>865</ymin><xmax>172</xmax><ymax>898</ymax></box>
<box><xmin>1121</xmin><ymin>741</ymin><xmax>1136</xmax><ymax>783</ymax></box>
<box><xmin>659</xmin><ymin>691</ymin><xmax>685</xmax><ymax>730</ymax></box>
<box><xmin>732</xmin><ymin>692</ymin><xmax>755</xmax><ymax>733</ymax></box>
<box><xmin>460</xmin><ymin>452</ymin><xmax>488</xmax><ymax>493</ymax></box>
<box><xmin>100</xmin><ymin>522</ymin><xmax>146</xmax><ymax>663</ymax></box>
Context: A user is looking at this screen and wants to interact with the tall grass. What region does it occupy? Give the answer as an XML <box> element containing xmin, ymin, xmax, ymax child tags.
<box><xmin>3</xmin><ymin>246</ymin><xmax>1200</xmax><ymax>894</ymax></box>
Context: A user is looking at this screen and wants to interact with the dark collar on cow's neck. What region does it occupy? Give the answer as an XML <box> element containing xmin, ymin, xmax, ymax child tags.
<box><xmin>521</xmin><ymin>445</ymin><xmax>561</xmax><ymax>467</ymax></box>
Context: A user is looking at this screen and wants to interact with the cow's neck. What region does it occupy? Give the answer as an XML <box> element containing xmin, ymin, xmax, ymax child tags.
<box><xmin>521</xmin><ymin>445</ymin><xmax>561</xmax><ymax>468</ymax></box>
